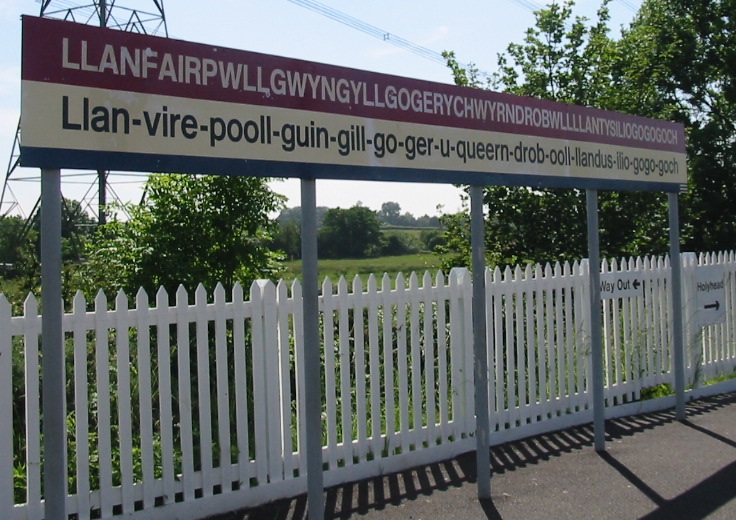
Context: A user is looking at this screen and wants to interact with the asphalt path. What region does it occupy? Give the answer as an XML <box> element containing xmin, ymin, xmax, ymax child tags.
<box><xmin>211</xmin><ymin>392</ymin><xmax>736</xmax><ymax>519</ymax></box>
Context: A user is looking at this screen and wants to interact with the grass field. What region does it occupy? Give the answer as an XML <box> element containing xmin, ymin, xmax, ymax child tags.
<box><xmin>280</xmin><ymin>252</ymin><xmax>443</xmax><ymax>282</ymax></box>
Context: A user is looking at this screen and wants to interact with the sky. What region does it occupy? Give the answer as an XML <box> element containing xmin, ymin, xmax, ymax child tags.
<box><xmin>0</xmin><ymin>0</ymin><xmax>642</xmax><ymax>220</ymax></box>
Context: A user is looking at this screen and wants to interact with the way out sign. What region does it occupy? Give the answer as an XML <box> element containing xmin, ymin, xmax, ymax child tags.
<box><xmin>695</xmin><ymin>264</ymin><xmax>726</xmax><ymax>327</ymax></box>
<box><xmin>599</xmin><ymin>271</ymin><xmax>643</xmax><ymax>299</ymax></box>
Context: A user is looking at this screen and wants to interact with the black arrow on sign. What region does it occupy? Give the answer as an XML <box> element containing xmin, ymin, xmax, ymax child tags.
<box><xmin>704</xmin><ymin>301</ymin><xmax>721</xmax><ymax>311</ymax></box>
<box><xmin>633</xmin><ymin>279</ymin><xmax>641</xmax><ymax>290</ymax></box>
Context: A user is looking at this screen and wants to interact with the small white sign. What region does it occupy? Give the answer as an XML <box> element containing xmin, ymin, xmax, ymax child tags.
<box><xmin>695</xmin><ymin>265</ymin><xmax>726</xmax><ymax>327</ymax></box>
<box><xmin>599</xmin><ymin>271</ymin><xmax>644</xmax><ymax>299</ymax></box>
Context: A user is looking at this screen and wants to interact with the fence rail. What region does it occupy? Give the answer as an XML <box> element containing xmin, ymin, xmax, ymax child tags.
<box><xmin>3</xmin><ymin>252</ymin><xmax>736</xmax><ymax>519</ymax></box>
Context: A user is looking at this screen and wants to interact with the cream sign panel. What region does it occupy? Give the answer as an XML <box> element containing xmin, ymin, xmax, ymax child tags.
<box><xmin>21</xmin><ymin>16</ymin><xmax>687</xmax><ymax>190</ymax></box>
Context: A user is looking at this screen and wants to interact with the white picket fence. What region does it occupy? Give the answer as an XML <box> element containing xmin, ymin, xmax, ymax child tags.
<box><xmin>2</xmin><ymin>252</ymin><xmax>736</xmax><ymax>519</ymax></box>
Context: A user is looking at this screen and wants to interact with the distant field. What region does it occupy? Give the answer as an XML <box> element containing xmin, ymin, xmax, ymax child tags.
<box><xmin>280</xmin><ymin>253</ymin><xmax>443</xmax><ymax>282</ymax></box>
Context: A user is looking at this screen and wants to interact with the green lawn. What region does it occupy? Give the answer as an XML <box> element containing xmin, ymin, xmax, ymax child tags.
<box><xmin>280</xmin><ymin>253</ymin><xmax>443</xmax><ymax>283</ymax></box>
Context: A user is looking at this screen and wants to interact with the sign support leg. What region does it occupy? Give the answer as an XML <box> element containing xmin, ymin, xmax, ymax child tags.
<box><xmin>586</xmin><ymin>189</ymin><xmax>606</xmax><ymax>452</ymax></box>
<box><xmin>470</xmin><ymin>185</ymin><xmax>490</xmax><ymax>499</ymax></box>
<box><xmin>41</xmin><ymin>168</ymin><xmax>66</xmax><ymax>519</ymax></box>
<box><xmin>669</xmin><ymin>192</ymin><xmax>686</xmax><ymax>420</ymax></box>
<box><xmin>300</xmin><ymin>178</ymin><xmax>324</xmax><ymax>519</ymax></box>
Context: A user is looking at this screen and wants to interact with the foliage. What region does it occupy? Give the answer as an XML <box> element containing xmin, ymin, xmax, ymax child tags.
<box><xmin>435</xmin><ymin>212</ymin><xmax>472</xmax><ymax>272</ymax></box>
<box><xmin>639</xmin><ymin>383</ymin><xmax>673</xmax><ymax>400</ymax></box>
<box><xmin>381</xmin><ymin>230</ymin><xmax>422</xmax><ymax>256</ymax></box>
<box><xmin>377</xmin><ymin>201</ymin><xmax>440</xmax><ymax>228</ymax></box>
<box><xmin>82</xmin><ymin>174</ymin><xmax>284</xmax><ymax>296</ymax></box>
<box><xmin>621</xmin><ymin>0</ymin><xmax>736</xmax><ymax>251</ymax></box>
<box><xmin>272</xmin><ymin>218</ymin><xmax>302</xmax><ymax>261</ymax></box>
<box><xmin>318</xmin><ymin>205</ymin><xmax>384</xmax><ymax>259</ymax></box>
<box><xmin>0</xmin><ymin>200</ymin><xmax>96</xmax><ymax>306</ymax></box>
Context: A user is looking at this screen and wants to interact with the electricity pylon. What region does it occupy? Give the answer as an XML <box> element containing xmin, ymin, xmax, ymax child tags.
<box><xmin>1</xmin><ymin>1</ymin><xmax>168</xmax><ymax>224</ymax></box>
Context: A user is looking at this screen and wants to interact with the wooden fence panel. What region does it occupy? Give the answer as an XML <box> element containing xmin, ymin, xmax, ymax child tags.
<box><xmin>6</xmin><ymin>253</ymin><xmax>736</xmax><ymax>518</ymax></box>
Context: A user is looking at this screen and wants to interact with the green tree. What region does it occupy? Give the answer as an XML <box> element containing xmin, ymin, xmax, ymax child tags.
<box><xmin>273</xmin><ymin>218</ymin><xmax>302</xmax><ymax>261</ymax></box>
<box><xmin>440</xmin><ymin>0</ymin><xmax>672</xmax><ymax>268</ymax></box>
<box><xmin>83</xmin><ymin>174</ymin><xmax>284</xmax><ymax>296</ymax></box>
<box><xmin>318</xmin><ymin>205</ymin><xmax>383</xmax><ymax>258</ymax></box>
<box><xmin>0</xmin><ymin>215</ymin><xmax>27</xmax><ymax>269</ymax></box>
<box><xmin>378</xmin><ymin>201</ymin><xmax>402</xmax><ymax>225</ymax></box>
<box><xmin>0</xmin><ymin>200</ymin><xmax>96</xmax><ymax>304</ymax></box>
<box><xmin>620</xmin><ymin>0</ymin><xmax>736</xmax><ymax>251</ymax></box>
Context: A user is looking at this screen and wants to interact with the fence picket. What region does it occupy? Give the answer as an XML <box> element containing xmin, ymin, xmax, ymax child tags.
<box><xmin>95</xmin><ymin>291</ymin><xmax>114</xmax><ymax>517</ymax></box>
<box><xmin>514</xmin><ymin>266</ymin><xmax>528</xmax><ymax>425</ymax></box>
<box><xmin>409</xmin><ymin>273</ymin><xmax>424</xmax><ymax>447</ymax></box>
<box><xmin>135</xmin><ymin>288</ymin><xmax>156</xmax><ymax>509</ymax></box>
<box><xmin>250</xmin><ymin>282</ymin><xmax>269</xmax><ymax>484</ymax></box>
<box><xmin>155</xmin><ymin>287</ymin><xmax>176</xmax><ymax>505</ymax></box>
<box><xmin>367</xmin><ymin>275</ymin><xmax>382</xmax><ymax>458</ymax></box>
<box><xmin>534</xmin><ymin>265</ymin><xmax>548</xmax><ymax>419</ymax></box>
<box><xmin>195</xmin><ymin>285</ymin><xmax>215</xmax><ymax>495</ymax></box>
<box><xmin>353</xmin><ymin>276</ymin><xmax>369</xmax><ymax>460</ymax></box>
<box><xmin>261</xmin><ymin>281</ymin><xmax>282</xmax><ymax>482</ymax></box>
<box><xmin>486</xmin><ymin>267</ymin><xmax>499</xmax><ymax>431</ymax></box>
<box><xmin>71</xmin><ymin>292</ymin><xmax>91</xmax><ymax>519</ymax></box>
<box><xmin>524</xmin><ymin>265</ymin><xmax>537</xmax><ymax>423</ymax></box>
<box><xmin>381</xmin><ymin>273</ymin><xmax>396</xmax><ymax>453</ymax></box>
<box><xmin>231</xmin><ymin>283</ymin><xmax>251</xmax><ymax>484</ymax></box>
<box><xmin>0</xmin><ymin>297</ymin><xmax>13</xmax><ymax>520</ymax></box>
<box><xmin>335</xmin><ymin>276</ymin><xmax>351</xmax><ymax>467</ymax></box>
<box><xmin>214</xmin><ymin>284</ymin><xmax>233</xmax><ymax>489</ymax></box>
<box><xmin>422</xmin><ymin>271</ymin><xmax>437</xmax><ymax>445</ymax></box>
<box><xmin>573</xmin><ymin>260</ymin><xmax>587</xmax><ymax>412</ymax></box>
<box><xmin>175</xmin><ymin>286</ymin><xmax>196</xmax><ymax>501</ymax></box>
<box><xmin>291</xmin><ymin>280</ymin><xmax>308</xmax><ymax>476</ymax></box>
<box><xmin>23</xmin><ymin>294</ymin><xmax>42</xmax><ymax>520</ymax></box>
<box><xmin>562</xmin><ymin>262</ymin><xmax>575</xmax><ymax>410</ymax></box>
<box><xmin>323</xmin><ymin>277</ymin><xmax>340</xmax><ymax>469</ymax></box>
<box><xmin>436</xmin><ymin>271</ymin><xmax>450</xmax><ymax>440</ymax></box>
<box><xmin>276</xmin><ymin>280</ymin><xmax>295</xmax><ymax>479</ymax></box>
<box><xmin>396</xmin><ymin>273</ymin><xmax>410</xmax><ymax>454</ymax></box>
<box><xmin>115</xmin><ymin>291</ymin><xmax>135</xmax><ymax>513</ymax></box>
<box><xmin>601</xmin><ymin>261</ymin><xmax>615</xmax><ymax>404</ymax></box>
<box><xmin>491</xmin><ymin>267</ymin><xmax>506</xmax><ymax>429</ymax></box>
<box><xmin>554</xmin><ymin>263</ymin><xmax>566</xmax><ymax>413</ymax></box>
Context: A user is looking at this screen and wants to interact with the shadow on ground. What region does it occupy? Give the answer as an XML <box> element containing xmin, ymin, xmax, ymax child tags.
<box><xmin>208</xmin><ymin>393</ymin><xmax>736</xmax><ymax>520</ymax></box>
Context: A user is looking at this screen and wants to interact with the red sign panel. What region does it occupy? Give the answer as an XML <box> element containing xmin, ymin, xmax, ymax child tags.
<box><xmin>21</xmin><ymin>16</ymin><xmax>687</xmax><ymax>190</ymax></box>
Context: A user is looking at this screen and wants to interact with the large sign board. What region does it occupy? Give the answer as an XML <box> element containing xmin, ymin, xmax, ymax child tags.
<box><xmin>20</xmin><ymin>16</ymin><xmax>687</xmax><ymax>191</ymax></box>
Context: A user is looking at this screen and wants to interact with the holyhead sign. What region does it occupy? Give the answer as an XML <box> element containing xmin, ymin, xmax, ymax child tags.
<box><xmin>20</xmin><ymin>16</ymin><xmax>686</xmax><ymax>191</ymax></box>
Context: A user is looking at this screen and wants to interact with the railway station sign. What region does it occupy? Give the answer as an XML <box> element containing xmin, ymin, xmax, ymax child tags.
<box><xmin>20</xmin><ymin>15</ymin><xmax>687</xmax><ymax>192</ymax></box>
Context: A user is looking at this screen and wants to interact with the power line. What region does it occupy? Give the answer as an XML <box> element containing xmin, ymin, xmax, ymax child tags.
<box><xmin>286</xmin><ymin>0</ymin><xmax>491</xmax><ymax>79</ymax></box>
